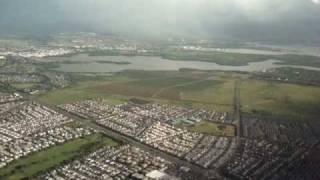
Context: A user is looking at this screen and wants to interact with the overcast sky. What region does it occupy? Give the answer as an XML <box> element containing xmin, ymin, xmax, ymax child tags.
<box><xmin>0</xmin><ymin>0</ymin><xmax>320</xmax><ymax>43</ymax></box>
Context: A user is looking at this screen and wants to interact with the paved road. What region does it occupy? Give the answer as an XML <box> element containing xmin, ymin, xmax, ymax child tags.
<box><xmin>233</xmin><ymin>80</ymin><xmax>242</xmax><ymax>137</ymax></box>
<box><xmin>42</xmin><ymin>102</ymin><xmax>222</xmax><ymax>179</ymax></box>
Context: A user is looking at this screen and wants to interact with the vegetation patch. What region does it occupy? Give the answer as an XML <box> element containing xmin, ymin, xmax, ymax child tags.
<box><xmin>11</xmin><ymin>83</ymin><xmax>36</xmax><ymax>90</ymax></box>
<box><xmin>161</xmin><ymin>50</ymin><xmax>320</xmax><ymax>67</ymax></box>
<box><xmin>275</xmin><ymin>54</ymin><xmax>320</xmax><ymax>68</ymax></box>
<box><xmin>189</xmin><ymin>121</ymin><xmax>236</xmax><ymax>137</ymax></box>
<box><xmin>126</xmin><ymin>77</ymin><xmax>194</xmax><ymax>88</ymax></box>
<box><xmin>0</xmin><ymin>59</ymin><xmax>6</xmax><ymax>67</ymax></box>
<box><xmin>0</xmin><ymin>133</ymin><xmax>118</xmax><ymax>180</ymax></box>
<box><xmin>36</xmin><ymin>81</ymin><xmax>129</xmax><ymax>105</ymax></box>
<box><xmin>36</xmin><ymin>70</ymin><xmax>234</xmax><ymax>111</ymax></box>
<box><xmin>178</xmin><ymin>78</ymin><xmax>234</xmax><ymax>111</ymax></box>
<box><xmin>240</xmin><ymin>79</ymin><xmax>320</xmax><ymax>120</ymax></box>
<box><xmin>161</xmin><ymin>50</ymin><xmax>271</xmax><ymax>66</ymax></box>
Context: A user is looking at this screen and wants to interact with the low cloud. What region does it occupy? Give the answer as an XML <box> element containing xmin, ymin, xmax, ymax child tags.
<box><xmin>0</xmin><ymin>0</ymin><xmax>319</xmax><ymax>43</ymax></box>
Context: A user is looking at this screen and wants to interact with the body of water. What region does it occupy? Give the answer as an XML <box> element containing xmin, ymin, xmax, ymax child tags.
<box><xmin>48</xmin><ymin>54</ymin><xmax>320</xmax><ymax>73</ymax></box>
<box><xmin>202</xmin><ymin>48</ymin><xmax>286</xmax><ymax>55</ymax></box>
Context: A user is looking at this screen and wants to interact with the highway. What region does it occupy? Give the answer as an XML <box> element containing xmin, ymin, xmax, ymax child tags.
<box><xmin>233</xmin><ymin>80</ymin><xmax>242</xmax><ymax>137</ymax></box>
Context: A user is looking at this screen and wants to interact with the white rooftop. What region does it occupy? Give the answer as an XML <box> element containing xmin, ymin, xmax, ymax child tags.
<box><xmin>146</xmin><ymin>170</ymin><xmax>167</xmax><ymax>179</ymax></box>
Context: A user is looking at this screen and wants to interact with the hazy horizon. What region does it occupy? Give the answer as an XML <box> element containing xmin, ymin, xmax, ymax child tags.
<box><xmin>1</xmin><ymin>0</ymin><xmax>320</xmax><ymax>44</ymax></box>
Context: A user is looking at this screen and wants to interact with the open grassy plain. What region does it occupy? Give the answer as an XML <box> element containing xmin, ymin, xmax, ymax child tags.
<box><xmin>36</xmin><ymin>70</ymin><xmax>235</xmax><ymax>111</ymax></box>
<box><xmin>36</xmin><ymin>80</ymin><xmax>129</xmax><ymax>105</ymax></box>
<box><xmin>36</xmin><ymin>69</ymin><xmax>320</xmax><ymax>120</ymax></box>
<box><xmin>240</xmin><ymin>79</ymin><xmax>320</xmax><ymax>120</ymax></box>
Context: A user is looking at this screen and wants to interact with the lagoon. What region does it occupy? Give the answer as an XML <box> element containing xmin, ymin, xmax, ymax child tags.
<box><xmin>49</xmin><ymin>54</ymin><xmax>320</xmax><ymax>73</ymax></box>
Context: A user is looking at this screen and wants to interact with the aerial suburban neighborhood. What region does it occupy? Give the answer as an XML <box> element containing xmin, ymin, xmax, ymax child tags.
<box><xmin>0</xmin><ymin>31</ymin><xmax>320</xmax><ymax>179</ymax></box>
<box><xmin>1</xmin><ymin>1</ymin><xmax>320</xmax><ymax>178</ymax></box>
<box><xmin>1</xmin><ymin>81</ymin><xmax>319</xmax><ymax>179</ymax></box>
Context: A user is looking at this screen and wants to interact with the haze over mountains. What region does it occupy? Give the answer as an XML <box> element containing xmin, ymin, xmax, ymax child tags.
<box><xmin>1</xmin><ymin>0</ymin><xmax>320</xmax><ymax>44</ymax></box>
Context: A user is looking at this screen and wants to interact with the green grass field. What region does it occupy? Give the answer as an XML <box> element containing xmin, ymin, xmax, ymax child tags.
<box><xmin>189</xmin><ymin>121</ymin><xmax>235</xmax><ymax>137</ymax></box>
<box><xmin>36</xmin><ymin>69</ymin><xmax>320</xmax><ymax>119</ymax></box>
<box><xmin>36</xmin><ymin>71</ymin><xmax>234</xmax><ymax>111</ymax></box>
<box><xmin>240</xmin><ymin>79</ymin><xmax>320</xmax><ymax>119</ymax></box>
<box><xmin>0</xmin><ymin>59</ymin><xmax>6</xmax><ymax>67</ymax></box>
<box><xmin>36</xmin><ymin>80</ymin><xmax>129</xmax><ymax>105</ymax></box>
<box><xmin>11</xmin><ymin>83</ymin><xmax>35</xmax><ymax>89</ymax></box>
<box><xmin>0</xmin><ymin>133</ymin><xmax>117</xmax><ymax>180</ymax></box>
<box><xmin>177</xmin><ymin>77</ymin><xmax>234</xmax><ymax>111</ymax></box>
<box><xmin>94</xmin><ymin>71</ymin><xmax>234</xmax><ymax>111</ymax></box>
